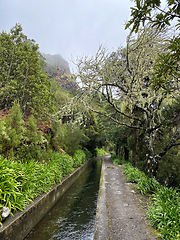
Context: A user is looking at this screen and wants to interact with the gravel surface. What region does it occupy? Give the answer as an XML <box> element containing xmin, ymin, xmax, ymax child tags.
<box><xmin>94</xmin><ymin>155</ymin><xmax>161</xmax><ymax>240</ymax></box>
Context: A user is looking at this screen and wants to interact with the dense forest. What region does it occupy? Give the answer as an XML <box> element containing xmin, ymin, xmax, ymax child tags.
<box><xmin>0</xmin><ymin>1</ymin><xmax>180</xmax><ymax>238</ymax></box>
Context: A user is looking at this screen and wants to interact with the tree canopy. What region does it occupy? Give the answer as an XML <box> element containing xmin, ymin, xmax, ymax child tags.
<box><xmin>70</xmin><ymin>25</ymin><xmax>180</xmax><ymax>178</ymax></box>
<box><xmin>125</xmin><ymin>0</ymin><xmax>180</xmax><ymax>32</ymax></box>
<box><xmin>0</xmin><ymin>24</ymin><xmax>55</xmax><ymax>116</ymax></box>
<box><xmin>126</xmin><ymin>0</ymin><xmax>180</xmax><ymax>92</ymax></box>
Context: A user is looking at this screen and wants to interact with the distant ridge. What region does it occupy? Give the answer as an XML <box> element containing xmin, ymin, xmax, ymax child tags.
<box><xmin>42</xmin><ymin>53</ymin><xmax>70</xmax><ymax>74</ymax></box>
<box><xmin>42</xmin><ymin>53</ymin><xmax>77</xmax><ymax>91</ymax></box>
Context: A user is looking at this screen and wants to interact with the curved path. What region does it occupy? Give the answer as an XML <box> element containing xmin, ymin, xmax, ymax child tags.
<box><xmin>94</xmin><ymin>155</ymin><xmax>160</xmax><ymax>240</ymax></box>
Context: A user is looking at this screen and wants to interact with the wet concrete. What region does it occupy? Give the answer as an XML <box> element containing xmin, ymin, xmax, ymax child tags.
<box><xmin>94</xmin><ymin>156</ymin><xmax>158</xmax><ymax>240</ymax></box>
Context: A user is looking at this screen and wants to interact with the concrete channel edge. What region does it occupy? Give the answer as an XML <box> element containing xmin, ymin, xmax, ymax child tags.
<box><xmin>93</xmin><ymin>157</ymin><xmax>110</xmax><ymax>240</ymax></box>
<box><xmin>0</xmin><ymin>158</ymin><xmax>92</xmax><ymax>240</ymax></box>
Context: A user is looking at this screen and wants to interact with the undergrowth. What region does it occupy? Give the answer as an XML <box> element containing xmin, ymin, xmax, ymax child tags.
<box><xmin>96</xmin><ymin>148</ymin><xmax>107</xmax><ymax>156</ymax></box>
<box><xmin>122</xmin><ymin>162</ymin><xmax>180</xmax><ymax>240</ymax></box>
<box><xmin>111</xmin><ymin>154</ymin><xmax>127</xmax><ymax>165</ymax></box>
<box><xmin>0</xmin><ymin>148</ymin><xmax>92</xmax><ymax>219</ymax></box>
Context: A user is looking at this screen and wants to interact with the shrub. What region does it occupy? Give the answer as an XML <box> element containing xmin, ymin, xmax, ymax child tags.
<box><xmin>96</xmin><ymin>148</ymin><xmax>107</xmax><ymax>156</ymax></box>
<box><xmin>0</xmin><ymin>102</ymin><xmax>25</xmax><ymax>157</ymax></box>
<box><xmin>73</xmin><ymin>149</ymin><xmax>87</xmax><ymax>168</ymax></box>
<box><xmin>111</xmin><ymin>154</ymin><xmax>126</xmax><ymax>165</ymax></box>
<box><xmin>51</xmin><ymin>121</ymin><xmax>83</xmax><ymax>156</ymax></box>
<box><xmin>83</xmin><ymin>148</ymin><xmax>92</xmax><ymax>160</ymax></box>
<box><xmin>50</xmin><ymin>152</ymin><xmax>74</xmax><ymax>177</ymax></box>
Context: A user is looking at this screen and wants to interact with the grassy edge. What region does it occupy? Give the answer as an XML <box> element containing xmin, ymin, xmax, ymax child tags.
<box><xmin>111</xmin><ymin>156</ymin><xmax>180</xmax><ymax>240</ymax></box>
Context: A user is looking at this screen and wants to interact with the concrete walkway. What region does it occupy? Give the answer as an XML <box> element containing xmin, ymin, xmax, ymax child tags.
<box><xmin>94</xmin><ymin>155</ymin><xmax>159</xmax><ymax>240</ymax></box>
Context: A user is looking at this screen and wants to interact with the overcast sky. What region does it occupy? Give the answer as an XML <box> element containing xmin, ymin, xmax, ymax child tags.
<box><xmin>1</xmin><ymin>0</ymin><xmax>135</xmax><ymax>71</ymax></box>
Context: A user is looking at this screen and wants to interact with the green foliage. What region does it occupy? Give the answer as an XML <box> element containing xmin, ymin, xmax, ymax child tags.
<box><xmin>51</xmin><ymin>121</ymin><xmax>83</xmax><ymax>156</ymax></box>
<box><xmin>123</xmin><ymin>161</ymin><xmax>180</xmax><ymax>239</ymax></box>
<box><xmin>95</xmin><ymin>148</ymin><xmax>107</xmax><ymax>156</ymax></box>
<box><xmin>148</xmin><ymin>187</ymin><xmax>180</xmax><ymax>240</ymax></box>
<box><xmin>0</xmin><ymin>148</ymin><xmax>91</xmax><ymax>220</ymax></box>
<box><xmin>152</xmin><ymin>35</ymin><xmax>180</xmax><ymax>91</ymax></box>
<box><xmin>73</xmin><ymin>149</ymin><xmax>87</xmax><ymax>168</ymax></box>
<box><xmin>0</xmin><ymin>24</ymin><xmax>55</xmax><ymax>116</ymax></box>
<box><xmin>127</xmin><ymin>135</ymin><xmax>136</xmax><ymax>151</ymax></box>
<box><xmin>51</xmin><ymin>79</ymin><xmax>72</xmax><ymax>110</ymax></box>
<box><xmin>0</xmin><ymin>103</ymin><xmax>50</xmax><ymax>161</ymax></box>
<box><xmin>81</xmin><ymin>111</ymin><xmax>99</xmax><ymax>154</ymax></box>
<box><xmin>156</xmin><ymin>153</ymin><xmax>180</xmax><ymax>187</ymax></box>
<box><xmin>50</xmin><ymin>152</ymin><xmax>73</xmax><ymax>177</ymax></box>
<box><xmin>111</xmin><ymin>154</ymin><xmax>126</xmax><ymax>165</ymax></box>
<box><xmin>123</xmin><ymin>162</ymin><xmax>161</xmax><ymax>195</ymax></box>
<box><xmin>83</xmin><ymin>148</ymin><xmax>93</xmax><ymax>160</ymax></box>
<box><xmin>0</xmin><ymin>102</ymin><xmax>25</xmax><ymax>156</ymax></box>
<box><xmin>0</xmin><ymin>103</ymin><xmax>94</xmax><ymax>162</ymax></box>
<box><xmin>126</xmin><ymin>0</ymin><xmax>180</xmax><ymax>33</ymax></box>
<box><xmin>0</xmin><ymin>152</ymin><xmax>75</xmax><ymax>216</ymax></box>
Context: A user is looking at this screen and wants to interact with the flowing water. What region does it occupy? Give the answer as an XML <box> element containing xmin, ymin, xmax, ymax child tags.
<box><xmin>24</xmin><ymin>158</ymin><xmax>102</xmax><ymax>240</ymax></box>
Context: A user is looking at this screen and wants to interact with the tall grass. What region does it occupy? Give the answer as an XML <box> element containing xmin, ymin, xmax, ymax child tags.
<box><xmin>122</xmin><ymin>161</ymin><xmax>180</xmax><ymax>240</ymax></box>
<box><xmin>0</xmin><ymin>149</ymin><xmax>91</xmax><ymax>219</ymax></box>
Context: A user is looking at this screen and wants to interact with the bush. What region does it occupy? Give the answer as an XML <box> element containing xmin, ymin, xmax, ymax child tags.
<box><xmin>96</xmin><ymin>148</ymin><xmax>107</xmax><ymax>156</ymax></box>
<box><xmin>83</xmin><ymin>148</ymin><xmax>92</xmax><ymax>160</ymax></box>
<box><xmin>73</xmin><ymin>149</ymin><xmax>87</xmax><ymax>168</ymax></box>
<box><xmin>111</xmin><ymin>154</ymin><xmax>126</xmax><ymax>165</ymax></box>
<box><xmin>0</xmin><ymin>102</ymin><xmax>25</xmax><ymax>157</ymax></box>
<box><xmin>51</xmin><ymin>122</ymin><xmax>83</xmax><ymax>156</ymax></box>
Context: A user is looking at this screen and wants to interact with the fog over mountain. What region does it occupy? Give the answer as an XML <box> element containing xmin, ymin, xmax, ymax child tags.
<box><xmin>42</xmin><ymin>53</ymin><xmax>71</xmax><ymax>74</ymax></box>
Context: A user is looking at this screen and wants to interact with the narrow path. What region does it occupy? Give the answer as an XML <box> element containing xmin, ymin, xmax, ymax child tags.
<box><xmin>94</xmin><ymin>156</ymin><xmax>159</xmax><ymax>240</ymax></box>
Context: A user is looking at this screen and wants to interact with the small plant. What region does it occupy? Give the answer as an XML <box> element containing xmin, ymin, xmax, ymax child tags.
<box><xmin>73</xmin><ymin>149</ymin><xmax>87</xmax><ymax>168</ymax></box>
<box><xmin>83</xmin><ymin>148</ymin><xmax>92</xmax><ymax>160</ymax></box>
<box><xmin>147</xmin><ymin>187</ymin><xmax>180</xmax><ymax>240</ymax></box>
<box><xmin>96</xmin><ymin>148</ymin><xmax>107</xmax><ymax>156</ymax></box>
<box><xmin>111</xmin><ymin>154</ymin><xmax>126</xmax><ymax>165</ymax></box>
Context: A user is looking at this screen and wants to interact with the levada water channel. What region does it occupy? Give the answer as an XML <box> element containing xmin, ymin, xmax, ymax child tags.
<box><xmin>24</xmin><ymin>157</ymin><xmax>102</xmax><ymax>240</ymax></box>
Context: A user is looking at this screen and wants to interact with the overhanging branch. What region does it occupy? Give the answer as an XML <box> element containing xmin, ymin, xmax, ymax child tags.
<box><xmin>88</xmin><ymin>106</ymin><xmax>142</xmax><ymax>129</ymax></box>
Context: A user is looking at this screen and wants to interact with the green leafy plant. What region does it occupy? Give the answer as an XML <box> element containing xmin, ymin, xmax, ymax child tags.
<box><xmin>73</xmin><ymin>149</ymin><xmax>87</xmax><ymax>168</ymax></box>
<box><xmin>17</xmin><ymin>115</ymin><xmax>48</xmax><ymax>161</ymax></box>
<box><xmin>123</xmin><ymin>162</ymin><xmax>160</xmax><ymax>194</ymax></box>
<box><xmin>0</xmin><ymin>102</ymin><xmax>25</xmax><ymax>157</ymax></box>
<box><xmin>122</xmin><ymin>159</ymin><xmax>180</xmax><ymax>239</ymax></box>
<box><xmin>96</xmin><ymin>148</ymin><xmax>107</xmax><ymax>156</ymax></box>
<box><xmin>111</xmin><ymin>154</ymin><xmax>126</xmax><ymax>165</ymax></box>
<box><xmin>0</xmin><ymin>151</ymin><xmax>75</xmax><ymax>217</ymax></box>
<box><xmin>0</xmin><ymin>24</ymin><xmax>55</xmax><ymax>116</ymax></box>
<box><xmin>148</xmin><ymin>187</ymin><xmax>180</xmax><ymax>240</ymax></box>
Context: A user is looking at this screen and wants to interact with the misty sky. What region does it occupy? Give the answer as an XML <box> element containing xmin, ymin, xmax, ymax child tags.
<box><xmin>1</xmin><ymin>0</ymin><xmax>135</xmax><ymax>71</ymax></box>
